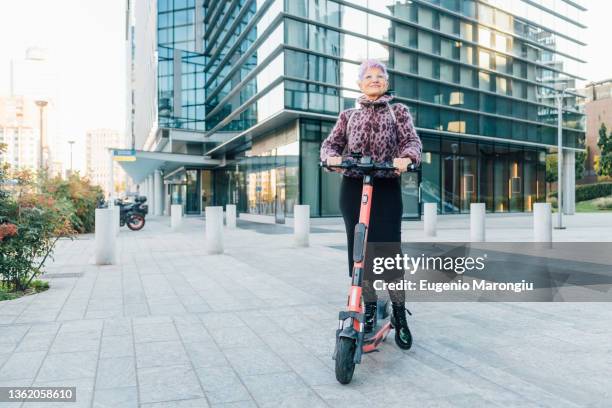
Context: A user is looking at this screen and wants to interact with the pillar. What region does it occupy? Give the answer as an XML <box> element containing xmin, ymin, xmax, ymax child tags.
<box><xmin>424</xmin><ymin>202</ymin><xmax>437</xmax><ymax>237</ymax></box>
<box><xmin>147</xmin><ymin>174</ymin><xmax>155</xmax><ymax>216</ymax></box>
<box><xmin>533</xmin><ymin>203</ymin><xmax>552</xmax><ymax>242</ymax></box>
<box><xmin>470</xmin><ymin>203</ymin><xmax>486</xmax><ymax>242</ymax></box>
<box><xmin>205</xmin><ymin>206</ymin><xmax>224</xmax><ymax>254</ymax></box>
<box><xmin>226</xmin><ymin>204</ymin><xmax>237</xmax><ymax>229</ymax></box>
<box><xmin>171</xmin><ymin>204</ymin><xmax>182</xmax><ymax>230</ymax></box>
<box><xmin>154</xmin><ymin>170</ymin><xmax>163</xmax><ymax>216</ymax></box>
<box><xmin>294</xmin><ymin>205</ymin><xmax>310</xmax><ymax>247</ymax></box>
<box><xmin>95</xmin><ymin>208</ymin><xmax>117</xmax><ymax>265</ymax></box>
<box><xmin>563</xmin><ymin>150</ymin><xmax>575</xmax><ymax>215</ymax></box>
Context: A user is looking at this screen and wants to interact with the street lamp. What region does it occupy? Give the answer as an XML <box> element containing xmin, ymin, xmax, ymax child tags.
<box><xmin>67</xmin><ymin>140</ymin><xmax>75</xmax><ymax>175</ymax></box>
<box><xmin>554</xmin><ymin>87</ymin><xmax>575</xmax><ymax>230</ymax></box>
<box><xmin>35</xmin><ymin>100</ymin><xmax>48</xmax><ymax>169</ymax></box>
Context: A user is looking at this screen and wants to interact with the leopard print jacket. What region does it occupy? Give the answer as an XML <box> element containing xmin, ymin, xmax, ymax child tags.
<box><xmin>320</xmin><ymin>94</ymin><xmax>422</xmax><ymax>178</ymax></box>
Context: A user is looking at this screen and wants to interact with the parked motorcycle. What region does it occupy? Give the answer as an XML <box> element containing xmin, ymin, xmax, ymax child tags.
<box><xmin>98</xmin><ymin>196</ymin><xmax>148</xmax><ymax>231</ymax></box>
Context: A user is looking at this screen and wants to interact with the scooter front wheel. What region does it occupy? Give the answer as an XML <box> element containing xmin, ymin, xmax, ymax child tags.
<box><xmin>335</xmin><ymin>337</ymin><xmax>356</xmax><ymax>384</ymax></box>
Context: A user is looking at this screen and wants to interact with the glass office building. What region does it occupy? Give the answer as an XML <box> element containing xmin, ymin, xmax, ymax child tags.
<box><xmin>128</xmin><ymin>0</ymin><xmax>587</xmax><ymax>218</ymax></box>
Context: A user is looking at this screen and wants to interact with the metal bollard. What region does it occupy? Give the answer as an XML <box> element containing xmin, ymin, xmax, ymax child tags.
<box><xmin>533</xmin><ymin>203</ymin><xmax>552</xmax><ymax>242</ymax></box>
<box><xmin>470</xmin><ymin>203</ymin><xmax>486</xmax><ymax>242</ymax></box>
<box><xmin>226</xmin><ymin>204</ymin><xmax>237</xmax><ymax>229</ymax></box>
<box><xmin>205</xmin><ymin>206</ymin><xmax>224</xmax><ymax>254</ymax></box>
<box><xmin>95</xmin><ymin>208</ymin><xmax>117</xmax><ymax>265</ymax></box>
<box><xmin>424</xmin><ymin>202</ymin><xmax>437</xmax><ymax>237</ymax></box>
<box><xmin>294</xmin><ymin>205</ymin><xmax>310</xmax><ymax>247</ymax></box>
<box><xmin>171</xmin><ymin>204</ymin><xmax>182</xmax><ymax>230</ymax></box>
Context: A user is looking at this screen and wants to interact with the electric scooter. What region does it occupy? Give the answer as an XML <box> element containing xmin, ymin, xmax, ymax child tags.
<box><xmin>321</xmin><ymin>154</ymin><xmax>417</xmax><ymax>384</ymax></box>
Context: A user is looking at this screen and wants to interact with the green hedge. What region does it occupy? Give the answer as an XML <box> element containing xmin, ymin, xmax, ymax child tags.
<box><xmin>576</xmin><ymin>183</ymin><xmax>612</xmax><ymax>202</ymax></box>
<box><xmin>548</xmin><ymin>183</ymin><xmax>612</xmax><ymax>202</ymax></box>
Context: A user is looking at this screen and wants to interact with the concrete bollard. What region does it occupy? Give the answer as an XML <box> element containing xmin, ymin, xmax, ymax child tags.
<box><xmin>470</xmin><ymin>203</ymin><xmax>486</xmax><ymax>242</ymax></box>
<box><xmin>95</xmin><ymin>208</ymin><xmax>117</xmax><ymax>265</ymax></box>
<box><xmin>294</xmin><ymin>205</ymin><xmax>310</xmax><ymax>247</ymax></box>
<box><xmin>113</xmin><ymin>206</ymin><xmax>120</xmax><ymax>237</ymax></box>
<box><xmin>424</xmin><ymin>202</ymin><xmax>437</xmax><ymax>237</ymax></box>
<box><xmin>533</xmin><ymin>203</ymin><xmax>552</xmax><ymax>242</ymax></box>
<box><xmin>171</xmin><ymin>204</ymin><xmax>182</xmax><ymax>230</ymax></box>
<box><xmin>205</xmin><ymin>206</ymin><xmax>224</xmax><ymax>254</ymax></box>
<box><xmin>226</xmin><ymin>204</ymin><xmax>237</xmax><ymax>229</ymax></box>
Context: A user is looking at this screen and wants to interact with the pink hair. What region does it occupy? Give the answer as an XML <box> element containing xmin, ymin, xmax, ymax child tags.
<box><xmin>358</xmin><ymin>59</ymin><xmax>389</xmax><ymax>81</ymax></box>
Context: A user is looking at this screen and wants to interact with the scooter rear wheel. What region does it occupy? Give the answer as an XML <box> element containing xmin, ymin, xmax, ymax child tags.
<box><xmin>335</xmin><ymin>337</ymin><xmax>356</xmax><ymax>384</ymax></box>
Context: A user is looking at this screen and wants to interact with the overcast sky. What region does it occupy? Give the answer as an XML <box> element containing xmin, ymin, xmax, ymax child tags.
<box><xmin>0</xmin><ymin>0</ymin><xmax>608</xmax><ymax>171</ymax></box>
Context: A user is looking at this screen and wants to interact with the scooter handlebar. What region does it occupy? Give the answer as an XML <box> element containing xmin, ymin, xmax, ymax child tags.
<box><xmin>319</xmin><ymin>158</ymin><xmax>418</xmax><ymax>173</ymax></box>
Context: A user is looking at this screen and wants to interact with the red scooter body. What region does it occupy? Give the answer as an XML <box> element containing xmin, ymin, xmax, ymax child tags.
<box><xmin>322</xmin><ymin>155</ymin><xmax>415</xmax><ymax>384</ymax></box>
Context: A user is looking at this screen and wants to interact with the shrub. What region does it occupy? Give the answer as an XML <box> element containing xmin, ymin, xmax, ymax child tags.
<box><xmin>42</xmin><ymin>173</ymin><xmax>103</xmax><ymax>233</ymax></box>
<box><xmin>595</xmin><ymin>197</ymin><xmax>612</xmax><ymax>210</ymax></box>
<box><xmin>575</xmin><ymin>182</ymin><xmax>612</xmax><ymax>202</ymax></box>
<box><xmin>0</xmin><ymin>153</ymin><xmax>75</xmax><ymax>293</ymax></box>
<box><xmin>548</xmin><ymin>182</ymin><xmax>612</xmax><ymax>202</ymax></box>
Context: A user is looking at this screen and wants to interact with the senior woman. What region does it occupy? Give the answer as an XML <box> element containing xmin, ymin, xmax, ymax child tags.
<box><xmin>320</xmin><ymin>59</ymin><xmax>422</xmax><ymax>337</ymax></box>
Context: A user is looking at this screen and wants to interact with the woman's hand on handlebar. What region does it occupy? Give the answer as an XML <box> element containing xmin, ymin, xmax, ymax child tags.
<box><xmin>325</xmin><ymin>156</ymin><xmax>344</xmax><ymax>173</ymax></box>
<box><xmin>393</xmin><ymin>157</ymin><xmax>412</xmax><ymax>174</ymax></box>
<box><xmin>326</xmin><ymin>156</ymin><xmax>343</xmax><ymax>166</ymax></box>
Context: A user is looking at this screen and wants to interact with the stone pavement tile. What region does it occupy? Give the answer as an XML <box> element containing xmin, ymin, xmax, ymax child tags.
<box><xmin>49</xmin><ymin>329</ymin><xmax>101</xmax><ymax>354</ymax></box>
<box><xmin>92</xmin><ymin>386</ymin><xmax>138</xmax><ymax>408</ymax></box>
<box><xmin>199</xmin><ymin>313</ymin><xmax>246</xmax><ymax>330</ymax></box>
<box><xmin>183</xmin><ymin>342</ymin><xmax>228</xmax><ymax>369</ymax></box>
<box><xmin>184</xmin><ymin>302</ymin><xmax>212</xmax><ymax>314</ymax></box>
<box><xmin>279</xmin><ymin>353</ymin><xmax>337</xmax><ymax>386</ymax></box>
<box><xmin>311</xmin><ymin>384</ymin><xmax>367</xmax><ymax>407</ymax></box>
<box><xmin>0</xmin><ymin>315</ymin><xmax>17</xmax><ymax>325</ymax></box>
<box><xmin>0</xmin><ymin>326</ymin><xmax>29</xmax><ymax>347</ymax></box>
<box><xmin>223</xmin><ymin>346</ymin><xmax>289</xmax><ymax>377</ymax></box>
<box><xmin>0</xmin><ymin>352</ymin><xmax>47</xmax><ymax>381</ymax></box>
<box><xmin>132</xmin><ymin>316</ymin><xmax>173</xmax><ymax>326</ymax></box>
<box><xmin>123</xmin><ymin>302</ymin><xmax>150</xmax><ymax>317</ymax></box>
<box><xmin>149</xmin><ymin>303</ymin><xmax>188</xmax><ymax>316</ymax></box>
<box><xmin>208</xmin><ymin>326</ymin><xmax>264</xmax><ymax>350</ymax></box>
<box><xmin>102</xmin><ymin>318</ymin><xmax>132</xmax><ymax>337</ymax></box>
<box><xmin>36</xmin><ymin>351</ymin><xmax>98</xmax><ymax>382</ymax></box>
<box><xmin>210</xmin><ymin>401</ymin><xmax>257</xmax><ymax>408</ymax></box>
<box><xmin>240</xmin><ymin>371</ymin><xmax>326</xmax><ymax>408</ymax></box>
<box><xmin>141</xmin><ymin>398</ymin><xmax>210</xmax><ymax>408</ymax></box>
<box><xmin>133</xmin><ymin>323</ymin><xmax>180</xmax><ymax>344</ymax></box>
<box><xmin>85</xmin><ymin>310</ymin><xmax>124</xmax><ymax>319</ymax></box>
<box><xmin>194</xmin><ymin>366</ymin><xmax>251</xmax><ymax>404</ymax></box>
<box><xmin>137</xmin><ymin>365</ymin><xmax>204</xmax><ymax>405</ymax></box>
<box><xmin>173</xmin><ymin>320</ymin><xmax>214</xmax><ymax>344</ymax></box>
<box><xmin>14</xmin><ymin>330</ymin><xmax>56</xmax><ymax>353</ymax></box>
<box><xmin>58</xmin><ymin>319</ymin><xmax>103</xmax><ymax>334</ymax></box>
<box><xmin>99</xmin><ymin>335</ymin><xmax>134</xmax><ymax>359</ymax></box>
<box><xmin>95</xmin><ymin>357</ymin><xmax>136</xmax><ymax>389</ymax></box>
<box><xmin>135</xmin><ymin>341</ymin><xmax>189</xmax><ymax>369</ymax></box>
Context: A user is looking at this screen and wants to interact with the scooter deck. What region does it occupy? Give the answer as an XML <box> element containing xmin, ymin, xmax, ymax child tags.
<box><xmin>363</xmin><ymin>320</ymin><xmax>392</xmax><ymax>352</ymax></box>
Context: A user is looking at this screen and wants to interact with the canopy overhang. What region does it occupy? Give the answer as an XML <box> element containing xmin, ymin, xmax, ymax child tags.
<box><xmin>111</xmin><ymin>149</ymin><xmax>223</xmax><ymax>184</ymax></box>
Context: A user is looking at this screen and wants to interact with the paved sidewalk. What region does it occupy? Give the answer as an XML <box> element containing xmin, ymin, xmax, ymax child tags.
<box><xmin>0</xmin><ymin>214</ymin><xmax>611</xmax><ymax>407</ymax></box>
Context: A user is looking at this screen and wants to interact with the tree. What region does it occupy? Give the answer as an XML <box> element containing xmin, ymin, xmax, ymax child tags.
<box><xmin>546</xmin><ymin>148</ymin><xmax>588</xmax><ymax>185</ymax></box>
<box><xmin>597</xmin><ymin>123</ymin><xmax>612</xmax><ymax>178</ymax></box>
<box><xmin>546</xmin><ymin>154</ymin><xmax>558</xmax><ymax>184</ymax></box>
<box><xmin>575</xmin><ymin>147</ymin><xmax>587</xmax><ymax>181</ymax></box>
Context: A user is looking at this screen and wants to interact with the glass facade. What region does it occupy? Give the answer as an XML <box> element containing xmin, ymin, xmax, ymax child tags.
<box><xmin>151</xmin><ymin>0</ymin><xmax>586</xmax><ymax>217</ymax></box>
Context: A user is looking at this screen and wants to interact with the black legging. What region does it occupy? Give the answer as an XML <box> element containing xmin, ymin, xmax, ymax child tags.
<box><xmin>340</xmin><ymin>176</ymin><xmax>405</xmax><ymax>303</ymax></box>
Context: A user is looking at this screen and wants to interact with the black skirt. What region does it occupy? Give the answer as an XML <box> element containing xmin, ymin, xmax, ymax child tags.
<box><xmin>339</xmin><ymin>176</ymin><xmax>403</xmax><ymax>278</ymax></box>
